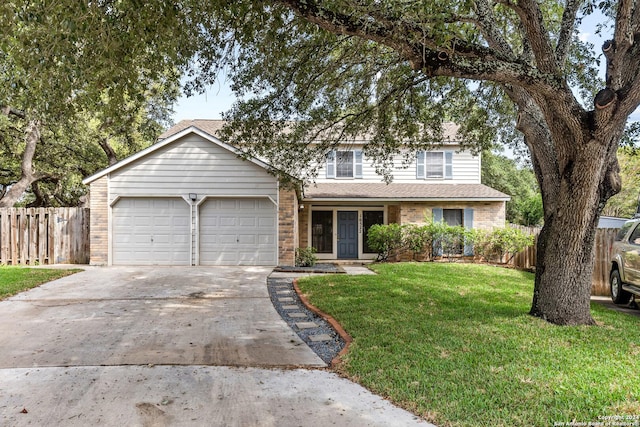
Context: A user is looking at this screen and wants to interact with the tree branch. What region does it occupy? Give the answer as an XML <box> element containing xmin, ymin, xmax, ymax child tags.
<box><xmin>473</xmin><ymin>0</ymin><xmax>514</xmax><ymax>56</ymax></box>
<box><xmin>555</xmin><ymin>0</ymin><xmax>581</xmax><ymax>66</ymax></box>
<box><xmin>502</xmin><ymin>0</ymin><xmax>559</xmax><ymax>73</ymax></box>
<box><xmin>0</xmin><ymin>105</ymin><xmax>26</xmax><ymax>119</ymax></box>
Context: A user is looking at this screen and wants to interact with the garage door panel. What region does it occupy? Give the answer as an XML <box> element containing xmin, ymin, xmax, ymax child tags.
<box><xmin>199</xmin><ymin>197</ymin><xmax>276</xmax><ymax>266</ymax></box>
<box><xmin>239</xmin><ymin>217</ymin><xmax>257</xmax><ymax>227</ymax></box>
<box><xmin>112</xmin><ymin>198</ymin><xmax>190</xmax><ymax>266</ymax></box>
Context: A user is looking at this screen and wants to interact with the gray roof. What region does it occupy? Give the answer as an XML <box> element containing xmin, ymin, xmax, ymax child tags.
<box><xmin>158</xmin><ymin>120</ymin><xmax>225</xmax><ymax>140</ymax></box>
<box><xmin>303</xmin><ymin>183</ymin><xmax>510</xmax><ymax>201</ymax></box>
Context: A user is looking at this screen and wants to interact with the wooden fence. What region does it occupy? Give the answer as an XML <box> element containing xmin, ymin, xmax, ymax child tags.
<box><xmin>0</xmin><ymin>208</ymin><xmax>89</xmax><ymax>265</ymax></box>
<box><xmin>509</xmin><ymin>225</ymin><xmax>618</xmax><ymax>296</ymax></box>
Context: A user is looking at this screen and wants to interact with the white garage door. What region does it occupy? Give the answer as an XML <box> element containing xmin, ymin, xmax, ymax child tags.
<box><xmin>112</xmin><ymin>198</ymin><xmax>190</xmax><ymax>265</ymax></box>
<box><xmin>199</xmin><ymin>198</ymin><xmax>277</xmax><ymax>266</ymax></box>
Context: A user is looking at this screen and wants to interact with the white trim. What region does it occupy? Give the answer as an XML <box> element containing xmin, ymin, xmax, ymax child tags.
<box><xmin>308</xmin><ymin>206</ymin><xmax>385</xmax><ymax>260</ymax></box>
<box><xmin>83</xmin><ymin>127</ymin><xmax>273</xmax><ymax>185</ymax></box>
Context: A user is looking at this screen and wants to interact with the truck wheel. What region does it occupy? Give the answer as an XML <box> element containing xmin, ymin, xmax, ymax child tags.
<box><xmin>610</xmin><ymin>269</ymin><xmax>632</xmax><ymax>305</ymax></box>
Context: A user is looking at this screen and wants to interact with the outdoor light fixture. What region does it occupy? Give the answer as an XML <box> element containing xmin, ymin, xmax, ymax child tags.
<box><xmin>189</xmin><ymin>193</ymin><xmax>197</xmax><ymax>201</ymax></box>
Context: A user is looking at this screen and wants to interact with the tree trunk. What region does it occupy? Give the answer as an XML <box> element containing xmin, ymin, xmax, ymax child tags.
<box><xmin>0</xmin><ymin>120</ymin><xmax>43</xmax><ymax>208</ymax></box>
<box><xmin>529</xmin><ymin>198</ymin><xmax>600</xmax><ymax>325</ymax></box>
<box><xmin>528</xmin><ymin>131</ymin><xmax>621</xmax><ymax>325</ymax></box>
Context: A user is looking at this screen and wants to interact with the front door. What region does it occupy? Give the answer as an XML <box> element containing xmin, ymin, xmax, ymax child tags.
<box><xmin>337</xmin><ymin>211</ymin><xmax>358</xmax><ymax>259</ymax></box>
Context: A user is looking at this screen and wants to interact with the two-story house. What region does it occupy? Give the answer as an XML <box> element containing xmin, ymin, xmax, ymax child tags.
<box><xmin>83</xmin><ymin>120</ymin><xmax>509</xmax><ymax>266</ymax></box>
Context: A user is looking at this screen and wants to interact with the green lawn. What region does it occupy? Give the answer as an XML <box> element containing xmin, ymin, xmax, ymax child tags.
<box><xmin>298</xmin><ymin>262</ymin><xmax>640</xmax><ymax>427</ymax></box>
<box><xmin>0</xmin><ymin>266</ymin><xmax>80</xmax><ymax>299</ymax></box>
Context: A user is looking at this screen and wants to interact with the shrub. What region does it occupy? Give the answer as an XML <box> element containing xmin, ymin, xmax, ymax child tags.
<box><xmin>403</xmin><ymin>224</ymin><xmax>433</xmax><ymax>260</ymax></box>
<box><xmin>470</xmin><ymin>226</ymin><xmax>535</xmax><ymax>263</ymax></box>
<box><xmin>488</xmin><ymin>226</ymin><xmax>535</xmax><ymax>263</ymax></box>
<box><xmin>367</xmin><ymin>223</ymin><xmax>404</xmax><ymax>261</ymax></box>
<box><xmin>366</xmin><ymin>222</ymin><xmax>534</xmax><ymax>264</ymax></box>
<box><xmin>295</xmin><ymin>247</ymin><xmax>318</xmax><ymax>267</ymax></box>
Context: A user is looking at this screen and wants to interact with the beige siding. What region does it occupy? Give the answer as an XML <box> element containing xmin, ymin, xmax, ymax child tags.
<box><xmin>314</xmin><ymin>146</ymin><xmax>480</xmax><ymax>184</ymax></box>
<box><xmin>109</xmin><ymin>134</ymin><xmax>278</xmax><ymax>203</ymax></box>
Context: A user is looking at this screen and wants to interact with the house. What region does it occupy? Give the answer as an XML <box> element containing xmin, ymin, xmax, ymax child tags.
<box><xmin>82</xmin><ymin>120</ymin><xmax>509</xmax><ymax>266</ymax></box>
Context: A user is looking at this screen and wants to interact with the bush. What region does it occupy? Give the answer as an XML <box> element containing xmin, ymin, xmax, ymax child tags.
<box><xmin>403</xmin><ymin>224</ymin><xmax>433</xmax><ymax>260</ymax></box>
<box><xmin>295</xmin><ymin>247</ymin><xmax>318</xmax><ymax>267</ymax></box>
<box><xmin>471</xmin><ymin>226</ymin><xmax>535</xmax><ymax>263</ymax></box>
<box><xmin>367</xmin><ymin>223</ymin><xmax>404</xmax><ymax>261</ymax></box>
<box><xmin>366</xmin><ymin>222</ymin><xmax>535</xmax><ymax>264</ymax></box>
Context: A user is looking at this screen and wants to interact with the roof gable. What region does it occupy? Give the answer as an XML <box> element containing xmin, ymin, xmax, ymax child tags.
<box><xmin>82</xmin><ymin>126</ymin><xmax>271</xmax><ymax>185</ymax></box>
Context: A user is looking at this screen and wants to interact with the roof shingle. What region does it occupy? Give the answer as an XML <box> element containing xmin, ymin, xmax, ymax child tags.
<box><xmin>304</xmin><ymin>183</ymin><xmax>510</xmax><ymax>201</ymax></box>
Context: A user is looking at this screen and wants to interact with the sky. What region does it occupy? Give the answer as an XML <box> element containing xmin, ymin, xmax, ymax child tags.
<box><xmin>171</xmin><ymin>13</ymin><xmax>633</xmax><ymax>124</ymax></box>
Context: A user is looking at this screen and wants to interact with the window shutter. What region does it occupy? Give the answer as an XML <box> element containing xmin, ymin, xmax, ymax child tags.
<box><xmin>432</xmin><ymin>208</ymin><xmax>444</xmax><ymax>256</ymax></box>
<box><xmin>416</xmin><ymin>150</ymin><xmax>425</xmax><ymax>179</ymax></box>
<box><xmin>355</xmin><ymin>150</ymin><xmax>363</xmax><ymax>178</ymax></box>
<box><xmin>432</xmin><ymin>208</ymin><xmax>443</xmax><ymax>222</ymax></box>
<box><xmin>445</xmin><ymin>151</ymin><xmax>453</xmax><ymax>180</ymax></box>
<box><xmin>463</xmin><ymin>208</ymin><xmax>474</xmax><ymax>256</ymax></box>
<box><xmin>326</xmin><ymin>150</ymin><xmax>336</xmax><ymax>178</ymax></box>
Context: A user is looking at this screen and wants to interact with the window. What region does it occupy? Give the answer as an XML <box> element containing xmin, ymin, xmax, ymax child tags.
<box><xmin>443</xmin><ymin>209</ymin><xmax>463</xmax><ymax>226</ymax></box>
<box><xmin>336</xmin><ymin>151</ymin><xmax>354</xmax><ymax>178</ymax></box>
<box><xmin>326</xmin><ymin>150</ymin><xmax>363</xmax><ymax>179</ymax></box>
<box><xmin>426</xmin><ymin>152</ymin><xmax>444</xmax><ymax>178</ymax></box>
<box><xmin>416</xmin><ymin>150</ymin><xmax>453</xmax><ymax>179</ymax></box>
<box><xmin>615</xmin><ymin>222</ymin><xmax>635</xmax><ymax>241</ymax></box>
<box><xmin>363</xmin><ymin>211</ymin><xmax>384</xmax><ymax>253</ymax></box>
<box><xmin>311</xmin><ymin>211</ymin><xmax>333</xmax><ymax>253</ymax></box>
<box><xmin>432</xmin><ymin>208</ymin><xmax>474</xmax><ymax>256</ymax></box>
<box><xmin>629</xmin><ymin>224</ymin><xmax>640</xmax><ymax>246</ymax></box>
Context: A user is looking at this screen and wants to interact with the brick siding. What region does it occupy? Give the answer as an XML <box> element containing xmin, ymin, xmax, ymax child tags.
<box><xmin>89</xmin><ymin>176</ymin><xmax>109</xmax><ymax>265</ymax></box>
<box><xmin>278</xmin><ymin>188</ymin><xmax>299</xmax><ymax>266</ymax></box>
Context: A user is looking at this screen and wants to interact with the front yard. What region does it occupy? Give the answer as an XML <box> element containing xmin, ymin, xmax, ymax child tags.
<box><xmin>0</xmin><ymin>266</ymin><xmax>80</xmax><ymax>300</ymax></box>
<box><xmin>298</xmin><ymin>263</ymin><xmax>640</xmax><ymax>427</ymax></box>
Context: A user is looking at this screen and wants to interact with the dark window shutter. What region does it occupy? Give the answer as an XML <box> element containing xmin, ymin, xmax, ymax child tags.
<box><xmin>463</xmin><ymin>208</ymin><xmax>474</xmax><ymax>256</ymax></box>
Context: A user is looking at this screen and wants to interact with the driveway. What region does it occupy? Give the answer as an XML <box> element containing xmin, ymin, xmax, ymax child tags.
<box><xmin>0</xmin><ymin>266</ymin><xmax>431</xmax><ymax>426</ymax></box>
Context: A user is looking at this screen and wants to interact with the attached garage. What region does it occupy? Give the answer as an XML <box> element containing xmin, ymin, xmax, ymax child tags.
<box><xmin>112</xmin><ymin>197</ymin><xmax>191</xmax><ymax>265</ymax></box>
<box><xmin>83</xmin><ymin>123</ymin><xmax>296</xmax><ymax>266</ymax></box>
<box><xmin>199</xmin><ymin>197</ymin><xmax>277</xmax><ymax>265</ymax></box>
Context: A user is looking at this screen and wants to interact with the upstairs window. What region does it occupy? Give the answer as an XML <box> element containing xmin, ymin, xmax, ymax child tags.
<box><xmin>417</xmin><ymin>151</ymin><xmax>453</xmax><ymax>179</ymax></box>
<box><xmin>336</xmin><ymin>151</ymin><xmax>354</xmax><ymax>178</ymax></box>
<box><xmin>326</xmin><ymin>150</ymin><xmax>363</xmax><ymax>179</ymax></box>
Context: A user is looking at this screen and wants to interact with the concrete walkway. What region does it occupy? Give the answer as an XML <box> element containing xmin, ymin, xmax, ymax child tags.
<box><xmin>0</xmin><ymin>266</ymin><xmax>431</xmax><ymax>426</ymax></box>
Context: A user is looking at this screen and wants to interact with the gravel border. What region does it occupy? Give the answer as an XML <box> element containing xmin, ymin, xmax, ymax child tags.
<box><xmin>272</xmin><ymin>263</ymin><xmax>345</xmax><ymax>274</ymax></box>
<box><xmin>267</xmin><ymin>276</ymin><xmax>346</xmax><ymax>364</ymax></box>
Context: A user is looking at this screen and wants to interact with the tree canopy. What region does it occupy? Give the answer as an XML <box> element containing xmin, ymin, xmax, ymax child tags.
<box><xmin>0</xmin><ymin>1</ymin><xmax>183</xmax><ymax>206</ymax></box>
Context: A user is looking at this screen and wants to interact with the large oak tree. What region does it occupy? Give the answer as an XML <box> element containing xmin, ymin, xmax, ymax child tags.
<box><xmin>190</xmin><ymin>0</ymin><xmax>639</xmax><ymax>325</ymax></box>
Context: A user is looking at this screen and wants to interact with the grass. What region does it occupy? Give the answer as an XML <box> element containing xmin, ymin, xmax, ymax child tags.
<box><xmin>298</xmin><ymin>262</ymin><xmax>640</xmax><ymax>427</ymax></box>
<box><xmin>0</xmin><ymin>265</ymin><xmax>80</xmax><ymax>300</ymax></box>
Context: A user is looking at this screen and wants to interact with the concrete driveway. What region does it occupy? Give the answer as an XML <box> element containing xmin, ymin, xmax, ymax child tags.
<box><xmin>0</xmin><ymin>266</ymin><xmax>431</xmax><ymax>426</ymax></box>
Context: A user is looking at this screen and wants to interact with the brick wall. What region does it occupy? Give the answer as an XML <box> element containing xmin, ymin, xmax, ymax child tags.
<box><xmin>388</xmin><ymin>205</ymin><xmax>400</xmax><ymax>224</ymax></box>
<box><xmin>278</xmin><ymin>188</ymin><xmax>298</xmax><ymax>266</ymax></box>
<box><xmin>399</xmin><ymin>201</ymin><xmax>506</xmax><ymax>230</ymax></box>
<box><xmin>298</xmin><ymin>206</ymin><xmax>309</xmax><ymax>248</ymax></box>
<box><xmin>89</xmin><ymin>176</ymin><xmax>109</xmax><ymax>265</ymax></box>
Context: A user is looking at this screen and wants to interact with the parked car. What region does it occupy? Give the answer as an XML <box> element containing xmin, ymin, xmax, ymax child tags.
<box><xmin>610</xmin><ymin>219</ymin><xmax>640</xmax><ymax>305</ymax></box>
